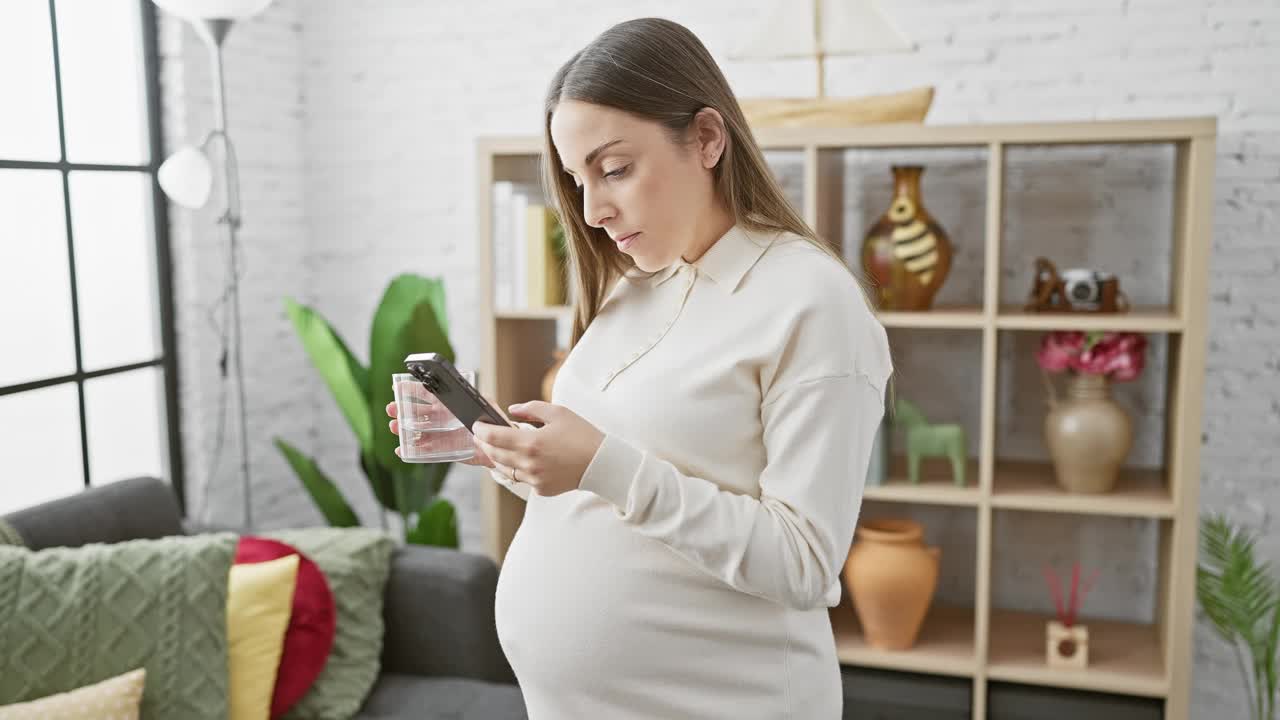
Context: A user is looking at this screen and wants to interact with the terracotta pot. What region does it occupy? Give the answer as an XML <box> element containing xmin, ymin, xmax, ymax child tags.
<box><xmin>843</xmin><ymin>519</ymin><xmax>940</xmax><ymax>650</ymax></box>
<box><xmin>541</xmin><ymin>349</ymin><xmax>567</xmax><ymax>402</ymax></box>
<box><xmin>861</xmin><ymin>165</ymin><xmax>953</xmax><ymax>311</ymax></box>
<box><xmin>1044</xmin><ymin>373</ymin><xmax>1132</xmax><ymax>494</ymax></box>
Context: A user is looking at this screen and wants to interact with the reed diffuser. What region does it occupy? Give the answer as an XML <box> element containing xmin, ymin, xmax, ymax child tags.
<box><xmin>1043</xmin><ymin>561</ymin><xmax>1100</xmax><ymax>669</ymax></box>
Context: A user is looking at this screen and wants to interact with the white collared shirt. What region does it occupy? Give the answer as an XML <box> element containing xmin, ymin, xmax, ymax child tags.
<box><xmin>490</xmin><ymin>223</ymin><xmax>893</xmax><ymax>717</ymax></box>
<box><xmin>491</xmin><ymin>222</ymin><xmax>894</xmax><ymax>606</ymax></box>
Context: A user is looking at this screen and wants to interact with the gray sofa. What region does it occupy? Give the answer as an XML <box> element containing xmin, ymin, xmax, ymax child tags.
<box><xmin>1</xmin><ymin>477</ymin><xmax>528</xmax><ymax>720</ymax></box>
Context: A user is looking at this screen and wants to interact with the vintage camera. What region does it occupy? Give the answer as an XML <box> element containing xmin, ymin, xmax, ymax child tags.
<box><xmin>1061</xmin><ymin>268</ymin><xmax>1114</xmax><ymax>311</ymax></box>
<box><xmin>1026</xmin><ymin>257</ymin><xmax>1129</xmax><ymax>314</ymax></box>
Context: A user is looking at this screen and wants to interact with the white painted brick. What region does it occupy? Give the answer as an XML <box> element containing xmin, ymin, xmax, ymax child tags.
<box><xmin>1207</xmin><ymin>3</ymin><xmax>1280</xmax><ymax>23</ymax></box>
<box><xmin>1097</xmin><ymin>93</ymin><xmax>1235</xmax><ymax>118</ymax></box>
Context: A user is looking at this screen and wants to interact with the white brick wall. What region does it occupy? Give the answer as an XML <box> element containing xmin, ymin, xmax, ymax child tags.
<box><xmin>158</xmin><ymin>1</ymin><xmax>328</xmax><ymax>530</ymax></box>
<box><xmin>161</xmin><ymin>1</ymin><xmax>1278</xmax><ymax>714</ymax></box>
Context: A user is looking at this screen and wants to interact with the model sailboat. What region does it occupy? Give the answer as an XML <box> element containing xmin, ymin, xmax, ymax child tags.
<box><xmin>729</xmin><ymin>0</ymin><xmax>934</xmax><ymax>128</ymax></box>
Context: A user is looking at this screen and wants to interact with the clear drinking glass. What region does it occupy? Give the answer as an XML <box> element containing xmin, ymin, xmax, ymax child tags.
<box><xmin>391</xmin><ymin>371</ymin><xmax>477</xmax><ymax>463</ymax></box>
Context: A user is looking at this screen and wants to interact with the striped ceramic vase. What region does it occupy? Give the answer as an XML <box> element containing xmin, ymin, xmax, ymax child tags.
<box><xmin>861</xmin><ymin>165</ymin><xmax>953</xmax><ymax>311</ymax></box>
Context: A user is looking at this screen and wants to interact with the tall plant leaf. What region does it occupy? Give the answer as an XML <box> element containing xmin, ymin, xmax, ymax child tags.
<box><xmin>369</xmin><ymin>275</ymin><xmax>455</xmax><ymax>475</ymax></box>
<box><xmin>1198</xmin><ymin>513</ymin><xmax>1280</xmax><ymax>720</ymax></box>
<box><xmin>420</xmin><ymin>277</ymin><xmax>450</xmax><ymax>340</ymax></box>
<box><xmin>393</xmin><ymin>461</ymin><xmax>451</xmax><ymax>518</ymax></box>
<box><xmin>360</xmin><ymin>447</ymin><xmax>397</xmax><ymax>512</ymax></box>
<box><xmin>274</xmin><ymin>437</ymin><xmax>360</xmax><ymax>527</ymax></box>
<box><xmin>406</xmin><ymin>497</ymin><xmax>458</xmax><ymax>547</ymax></box>
<box><xmin>277</xmin><ymin>273</ymin><xmax>462</xmax><ymax>550</ymax></box>
<box><xmin>1264</xmin><ymin>601</ymin><xmax>1280</xmax><ymax>719</ymax></box>
<box><xmin>284</xmin><ymin>298</ymin><xmax>372</xmax><ymax>453</ymax></box>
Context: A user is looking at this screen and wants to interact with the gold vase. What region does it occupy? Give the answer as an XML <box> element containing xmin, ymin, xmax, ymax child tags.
<box><xmin>1044</xmin><ymin>374</ymin><xmax>1133</xmax><ymax>494</ymax></box>
<box><xmin>861</xmin><ymin>165</ymin><xmax>952</xmax><ymax>311</ymax></box>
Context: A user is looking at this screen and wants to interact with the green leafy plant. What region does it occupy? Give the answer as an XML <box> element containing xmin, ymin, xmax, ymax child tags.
<box><xmin>1197</xmin><ymin>513</ymin><xmax>1280</xmax><ymax>720</ymax></box>
<box><xmin>273</xmin><ymin>274</ymin><xmax>461</xmax><ymax>548</ymax></box>
<box><xmin>551</xmin><ymin>222</ymin><xmax>567</xmax><ymax>264</ymax></box>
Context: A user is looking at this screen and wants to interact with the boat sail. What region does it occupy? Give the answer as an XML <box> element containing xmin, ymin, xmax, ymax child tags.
<box><xmin>728</xmin><ymin>0</ymin><xmax>933</xmax><ymax>127</ymax></box>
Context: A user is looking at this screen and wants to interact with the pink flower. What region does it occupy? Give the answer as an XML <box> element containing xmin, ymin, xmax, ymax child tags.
<box><xmin>1036</xmin><ymin>331</ymin><xmax>1147</xmax><ymax>381</ymax></box>
<box><xmin>1036</xmin><ymin>331</ymin><xmax>1086</xmax><ymax>373</ymax></box>
<box><xmin>1101</xmin><ymin>334</ymin><xmax>1146</xmax><ymax>381</ymax></box>
<box><xmin>1072</xmin><ymin>334</ymin><xmax>1112</xmax><ymax>374</ymax></box>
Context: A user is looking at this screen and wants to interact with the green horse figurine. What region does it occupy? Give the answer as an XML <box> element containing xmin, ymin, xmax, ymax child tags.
<box><xmin>894</xmin><ymin>399</ymin><xmax>967</xmax><ymax>487</ymax></box>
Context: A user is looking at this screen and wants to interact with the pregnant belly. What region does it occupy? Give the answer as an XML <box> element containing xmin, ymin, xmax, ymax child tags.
<box><xmin>494</xmin><ymin>491</ymin><xmax>795</xmax><ymax>708</ymax></box>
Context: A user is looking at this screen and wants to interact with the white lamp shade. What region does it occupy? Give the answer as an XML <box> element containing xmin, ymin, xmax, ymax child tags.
<box><xmin>158</xmin><ymin>145</ymin><xmax>213</xmax><ymax>209</ymax></box>
<box><xmin>152</xmin><ymin>0</ymin><xmax>273</xmax><ymax>20</ymax></box>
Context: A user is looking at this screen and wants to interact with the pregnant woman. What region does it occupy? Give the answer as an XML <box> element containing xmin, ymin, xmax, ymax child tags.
<box><xmin>388</xmin><ymin>16</ymin><xmax>892</xmax><ymax>719</ymax></box>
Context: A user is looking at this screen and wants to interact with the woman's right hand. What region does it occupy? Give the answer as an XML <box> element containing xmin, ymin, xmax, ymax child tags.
<box><xmin>386</xmin><ymin>401</ymin><xmax>496</xmax><ymax>468</ymax></box>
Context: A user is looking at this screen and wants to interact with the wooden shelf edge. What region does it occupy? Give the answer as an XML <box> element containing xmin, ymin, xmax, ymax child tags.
<box><xmin>876</xmin><ymin>308</ymin><xmax>987</xmax><ymax>329</ymax></box>
<box><xmin>990</xmin><ymin>495</ymin><xmax>1175</xmax><ymax>518</ymax></box>
<box><xmin>984</xmin><ymin>664</ymin><xmax>1169</xmax><ymax>698</ymax></box>
<box><xmin>864</xmin><ymin>483</ymin><xmax>982</xmax><ymax>507</ymax></box>
<box><xmin>751</xmin><ymin>117</ymin><xmax>1215</xmax><ymax>149</ymax></box>
<box><xmin>839</xmin><ymin>652</ymin><xmax>978</xmax><ymax>679</ymax></box>
<box><xmin>996</xmin><ymin>307</ymin><xmax>1183</xmax><ymax>332</ymax></box>
<box><xmin>991</xmin><ymin>461</ymin><xmax>1174</xmax><ymax>518</ymax></box>
<box><xmin>476</xmin><ymin>136</ymin><xmax>542</xmax><ymax>155</ymax></box>
<box><xmin>478</xmin><ymin>117</ymin><xmax>1216</xmax><ymax>159</ymax></box>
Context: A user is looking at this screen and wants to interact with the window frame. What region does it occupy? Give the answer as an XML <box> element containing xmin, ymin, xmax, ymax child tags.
<box><xmin>0</xmin><ymin>0</ymin><xmax>185</xmax><ymax>513</ymax></box>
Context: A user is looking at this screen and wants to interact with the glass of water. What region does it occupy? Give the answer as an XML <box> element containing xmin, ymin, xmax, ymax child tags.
<box><xmin>391</xmin><ymin>371</ymin><xmax>477</xmax><ymax>463</ymax></box>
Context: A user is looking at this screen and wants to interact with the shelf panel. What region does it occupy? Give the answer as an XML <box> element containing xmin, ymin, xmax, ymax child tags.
<box><xmin>483</xmin><ymin>117</ymin><xmax>1214</xmax><ymax>158</ymax></box>
<box><xmin>876</xmin><ymin>306</ymin><xmax>987</xmax><ymax>329</ymax></box>
<box><xmin>495</xmin><ymin>306</ymin><xmax>571</xmax><ymax>321</ymax></box>
<box><xmin>831</xmin><ymin>603</ymin><xmax>977</xmax><ymax>678</ymax></box>
<box><xmin>496</xmin><ymin>305</ymin><xmax>1182</xmax><ymax>332</ymax></box>
<box><xmin>477</xmin><ymin>136</ymin><xmax>541</xmax><ymax>156</ymax></box>
<box><xmin>991</xmin><ymin>460</ymin><xmax>1173</xmax><ymax>518</ymax></box>
<box><xmin>996</xmin><ymin>306</ymin><xmax>1182</xmax><ymax>332</ymax></box>
<box><xmin>753</xmin><ymin>117</ymin><xmax>1213</xmax><ymax>149</ymax></box>
<box><xmin>987</xmin><ymin>609</ymin><xmax>1167</xmax><ymax>698</ymax></box>
<box><xmin>866</xmin><ymin>457</ymin><xmax>982</xmax><ymax>507</ymax></box>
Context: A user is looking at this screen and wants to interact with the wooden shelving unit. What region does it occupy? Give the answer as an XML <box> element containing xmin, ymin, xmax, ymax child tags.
<box><xmin>475</xmin><ymin>116</ymin><xmax>1215</xmax><ymax>719</ymax></box>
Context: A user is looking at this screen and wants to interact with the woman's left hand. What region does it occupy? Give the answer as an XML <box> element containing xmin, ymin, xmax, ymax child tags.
<box><xmin>471</xmin><ymin>401</ymin><xmax>605</xmax><ymax>497</ymax></box>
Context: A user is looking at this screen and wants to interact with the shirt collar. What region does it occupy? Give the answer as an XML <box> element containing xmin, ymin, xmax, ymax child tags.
<box><xmin>645</xmin><ymin>224</ymin><xmax>777</xmax><ymax>294</ymax></box>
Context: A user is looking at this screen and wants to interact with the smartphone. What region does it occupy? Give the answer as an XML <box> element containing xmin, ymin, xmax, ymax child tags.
<box><xmin>403</xmin><ymin>353</ymin><xmax>510</xmax><ymax>431</ymax></box>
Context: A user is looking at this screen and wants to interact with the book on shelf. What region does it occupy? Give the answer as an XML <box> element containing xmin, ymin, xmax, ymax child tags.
<box><xmin>526</xmin><ymin>204</ymin><xmax>567</xmax><ymax>308</ymax></box>
<box><xmin>491</xmin><ymin>181</ymin><xmax>572</xmax><ymax>311</ymax></box>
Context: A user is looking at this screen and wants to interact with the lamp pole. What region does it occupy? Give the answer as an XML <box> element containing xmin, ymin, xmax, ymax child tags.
<box><xmin>194</xmin><ymin>17</ymin><xmax>252</xmax><ymax>530</ymax></box>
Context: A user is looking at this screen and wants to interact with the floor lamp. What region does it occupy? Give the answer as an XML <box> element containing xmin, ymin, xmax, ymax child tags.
<box><xmin>153</xmin><ymin>0</ymin><xmax>273</xmax><ymax>529</ymax></box>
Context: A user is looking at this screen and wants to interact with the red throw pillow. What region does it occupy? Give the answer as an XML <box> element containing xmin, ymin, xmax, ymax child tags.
<box><xmin>235</xmin><ymin>536</ymin><xmax>337</xmax><ymax>719</ymax></box>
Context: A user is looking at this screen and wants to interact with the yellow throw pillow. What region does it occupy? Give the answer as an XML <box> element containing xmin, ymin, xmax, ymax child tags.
<box><xmin>227</xmin><ymin>553</ymin><xmax>300</xmax><ymax>720</ymax></box>
<box><xmin>0</xmin><ymin>668</ymin><xmax>146</xmax><ymax>720</ymax></box>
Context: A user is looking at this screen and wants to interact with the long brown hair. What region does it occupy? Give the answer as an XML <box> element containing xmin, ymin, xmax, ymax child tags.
<box><xmin>542</xmin><ymin>17</ymin><xmax>875</xmax><ymax>351</ymax></box>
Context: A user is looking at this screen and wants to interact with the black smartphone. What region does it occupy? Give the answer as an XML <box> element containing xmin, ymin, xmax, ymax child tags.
<box><xmin>403</xmin><ymin>353</ymin><xmax>510</xmax><ymax>431</ymax></box>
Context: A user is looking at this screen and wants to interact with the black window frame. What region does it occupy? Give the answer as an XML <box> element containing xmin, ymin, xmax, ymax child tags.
<box><xmin>0</xmin><ymin>0</ymin><xmax>185</xmax><ymax>513</ymax></box>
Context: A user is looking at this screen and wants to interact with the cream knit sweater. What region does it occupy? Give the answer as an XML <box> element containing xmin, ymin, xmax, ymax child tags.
<box><xmin>488</xmin><ymin>224</ymin><xmax>892</xmax><ymax>719</ymax></box>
